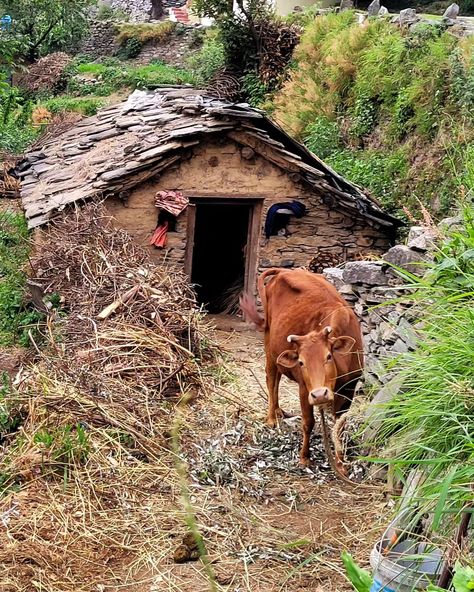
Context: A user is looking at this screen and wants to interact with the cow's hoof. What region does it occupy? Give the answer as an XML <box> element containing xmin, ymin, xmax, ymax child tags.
<box><xmin>299</xmin><ymin>457</ymin><xmax>312</xmax><ymax>468</ymax></box>
<box><xmin>266</xmin><ymin>416</ymin><xmax>278</xmax><ymax>428</ymax></box>
<box><xmin>266</xmin><ymin>408</ymin><xmax>285</xmax><ymax>427</ymax></box>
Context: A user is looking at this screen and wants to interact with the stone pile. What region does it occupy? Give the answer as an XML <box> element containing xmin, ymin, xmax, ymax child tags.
<box><xmin>323</xmin><ymin>224</ymin><xmax>439</xmax><ymax>387</ymax></box>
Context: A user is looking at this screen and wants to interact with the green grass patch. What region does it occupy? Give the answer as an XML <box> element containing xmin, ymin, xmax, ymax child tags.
<box><xmin>40</xmin><ymin>96</ymin><xmax>106</xmax><ymax>116</ymax></box>
<box><xmin>116</xmin><ymin>21</ymin><xmax>177</xmax><ymax>45</ymax></box>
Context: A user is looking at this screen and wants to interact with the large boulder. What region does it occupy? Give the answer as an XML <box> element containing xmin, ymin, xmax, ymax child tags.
<box><xmin>342</xmin><ymin>261</ymin><xmax>388</xmax><ymax>286</ymax></box>
<box><xmin>378</xmin><ymin>6</ymin><xmax>389</xmax><ymax>16</ymax></box>
<box><xmin>383</xmin><ymin>245</ymin><xmax>427</xmax><ymax>275</ymax></box>
<box><xmin>367</xmin><ymin>0</ymin><xmax>380</xmax><ymax>16</ymax></box>
<box><xmin>392</xmin><ymin>8</ymin><xmax>419</xmax><ymax>26</ymax></box>
<box><xmin>443</xmin><ymin>2</ymin><xmax>460</xmax><ymax>19</ymax></box>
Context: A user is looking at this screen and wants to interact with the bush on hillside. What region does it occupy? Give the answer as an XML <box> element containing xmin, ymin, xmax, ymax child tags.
<box><xmin>186</xmin><ymin>30</ymin><xmax>226</xmax><ymax>84</ymax></box>
<box><xmin>273</xmin><ymin>12</ymin><xmax>474</xmax><ymax>217</ymax></box>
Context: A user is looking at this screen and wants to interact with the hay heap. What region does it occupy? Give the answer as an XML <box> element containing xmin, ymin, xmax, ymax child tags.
<box><xmin>0</xmin><ymin>203</ymin><xmax>219</xmax><ymax>591</ymax></box>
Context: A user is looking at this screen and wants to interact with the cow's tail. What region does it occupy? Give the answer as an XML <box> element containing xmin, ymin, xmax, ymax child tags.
<box><xmin>239</xmin><ymin>292</ymin><xmax>264</xmax><ymax>330</ymax></box>
<box><xmin>240</xmin><ymin>268</ymin><xmax>283</xmax><ymax>331</ymax></box>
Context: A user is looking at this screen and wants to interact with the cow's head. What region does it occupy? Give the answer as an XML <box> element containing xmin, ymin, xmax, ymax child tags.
<box><xmin>276</xmin><ymin>326</ymin><xmax>355</xmax><ymax>407</ymax></box>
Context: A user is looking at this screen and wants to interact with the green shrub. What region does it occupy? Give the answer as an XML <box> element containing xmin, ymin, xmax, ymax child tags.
<box><xmin>369</xmin><ymin>208</ymin><xmax>474</xmax><ymax>520</ymax></box>
<box><xmin>96</xmin><ymin>4</ymin><xmax>129</xmax><ymax>21</ymax></box>
<box><xmin>126</xmin><ymin>63</ymin><xmax>195</xmax><ymax>89</ymax></box>
<box><xmin>186</xmin><ymin>30</ymin><xmax>226</xmax><ymax>84</ymax></box>
<box><xmin>41</xmin><ymin>96</ymin><xmax>105</xmax><ymax>116</ymax></box>
<box><xmin>241</xmin><ymin>72</ymin><xmax>268</xmax><ymax>107</ymax></box>
<box><xmin>304</xmin><ymin>116</ymin><xmax>341</xmax><ymax>160</ymax></box>
<box><xmin>122</xmin><ymin>37</ymin><xmax>143</xmax><ymax>59</ymax></box>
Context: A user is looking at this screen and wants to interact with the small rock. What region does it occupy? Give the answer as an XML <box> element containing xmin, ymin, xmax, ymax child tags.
<box><xmin>443</xmin><ymin>2</ymin><xmax>459</xmax><ymax>19</ymax></box>
<box><xmin>407</xmin><ymin>226</ymin><xmax>438</xmax><ymax>252</ymax></box>
<box><xmin>343</xmin><ymin>261</ymin><xmax>388</xmax><ymax>286</ymax></box>
<box><xmin>378</xmin><ymin>5</ymin><xmax>389</xmax><ymax>16</ymax></box>
<box><xmin>397</xmin><ymin>317</ymin><xmax>418</xmax><ymax>350</ymax></box>
<box><xmin>323</xmin><ymin>267</ymin><xmax>345</xmax><ymax>290</ymax></box>
<box><xmin>367</xmin><ymin>0</ymin><xmax>380</xmax><ymax>16</ymax></box>
<box><xmin>392</xmin><ymin>338</ymin><xmax>409</xmax><ymax>353</ymax></box>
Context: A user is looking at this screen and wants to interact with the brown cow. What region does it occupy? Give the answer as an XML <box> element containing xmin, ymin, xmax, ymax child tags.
<box><xmin>240</xmin><ymin>268</ymin><xmax>363</xmax><ymax>474</ymax></box>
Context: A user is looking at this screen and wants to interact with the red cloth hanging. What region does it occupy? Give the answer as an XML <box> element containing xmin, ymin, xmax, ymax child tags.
<box><xmin>149</xmin><ymin>221</ymin><xmax>169</xmax><ymax>248</ymax></box>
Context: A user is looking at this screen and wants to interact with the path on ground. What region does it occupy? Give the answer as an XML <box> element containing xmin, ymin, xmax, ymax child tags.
<box><xmin>147</xmin><ymin>316</ymin><xmax>388</xmax><ymax>592</ymax></box>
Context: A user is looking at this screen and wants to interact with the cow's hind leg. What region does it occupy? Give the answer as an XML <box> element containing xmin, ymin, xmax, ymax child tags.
<box><xmin>265</xmin><ymin>359</ymin><xmax>283</xmax><ymax>428</ymax></box>
<box><xmin>298</xmin><ymin>384</ymin><xmax>314</xmax><ymax>467</ymax></box>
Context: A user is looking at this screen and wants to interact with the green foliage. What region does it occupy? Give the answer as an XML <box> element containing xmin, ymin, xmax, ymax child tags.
<box><xmin>341</xmin><ymin>552</ymin><xmax>372</xmax><ymax>592</ymax></box>
<box><xmin>40</xmin><ymin>95</ymin><xmax>105</xmax><ymax>116</ymax></box>
<box><xmin>96</xmin><ymin>4</ymin><xmax>129</xmax><ymax>21</ymax></box>
<box><xmin>34</xmin><ymin>423</ymin><xmax>90</xmax><ymax>482</ymax></box>
<box><xmin>304</xmin><ymin>116</ymin><xmax>341</xmax><ymax>160</ymax></box>
<box><xmin>453</xmin><ymin>562</ymin><xmax>474</xmax><ymax>592</ymax></box>
<box><xmin>272</xmin><ymin>12</ymin><xmax>474</xmax><ymax>218</ymax></box>
<box><xmin>127</xmin><ymin>63</ymin><xmax>195</xmax><ymax>88</ymax></box>
<box><xmin>186</xmin><ymin>29</ymin><xmax>225</xmax><ymax>84</ymax></box>
<box><xmin>121</xmin><ymin>37</ymin><xmax>142</xmax><ymax>59</ymax></box>
<box><xmin>240</xmin><ymin>72</ymin><xmax>267</xmax><ymax>107</ymax></box>
<box><xmin>0</xmin><ymin>212</ymin><xmax>42</xmax><ymax>347</ymax></box>
<box><xmin>369</xmin><ymin>207</ymin><xmax>474</xmax><ymax>520</ymax></box>
<box><xmin>0</xmin><ymin>374</ymin><xmax>22</xmax><ymax>439</ymax></box>
<box><xmin>0</xmin><ymin>0</ymin><xmax>96</xmax><ymax>62</ymax></box>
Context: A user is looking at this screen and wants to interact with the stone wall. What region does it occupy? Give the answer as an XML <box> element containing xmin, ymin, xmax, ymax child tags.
<box><xmin>322</xmin><ymin>224</ymin><xmax>439</xmax><ymax>388</ymax></box>
<box><xmin>106</xmin><ymin>137</ymin><xmax>392</xmax><ymax>283</ymax></box>
<box><xmin>111</xmin><ymin>0</ymin><xmax>152</xmax><ymax>21</ymax></box>
<box><xmin>81</xmin><ymin>20</ymin><xmax>119</xmax><ymax>57</ymax></box>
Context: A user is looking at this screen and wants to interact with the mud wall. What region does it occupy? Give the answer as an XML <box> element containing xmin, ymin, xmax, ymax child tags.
<box><xmin>106</xmin><ymin>137</ymin><xmax>392</xmax><ymax>283</ymax></box>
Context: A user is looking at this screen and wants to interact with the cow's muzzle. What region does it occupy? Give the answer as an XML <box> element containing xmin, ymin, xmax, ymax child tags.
<box><xmin>309</xmin><ymin>387</ymin><xmax>332</xmax><ymax>406</ymax></box>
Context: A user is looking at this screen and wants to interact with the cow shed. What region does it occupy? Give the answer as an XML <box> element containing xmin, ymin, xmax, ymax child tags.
<box><xmin>19</xmin><ymin>87</ymin><xmax>401</xmax><ymax>313</ymax></box>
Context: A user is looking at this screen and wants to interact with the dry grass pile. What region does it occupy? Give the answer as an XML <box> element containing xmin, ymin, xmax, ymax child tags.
<box><xmin>0</xmin><ymin>203</ymin><xmax>220</xmax><ymax>591</ymax></box>
<box><xmin>117</xmin><ymin>21</ymin><xmax>177</xmax><ymax>45</ymax></box>
<box><xmin>16</xmin><ymin>52</ymin><xmax>72</xmax><ymax>94</ymax></box>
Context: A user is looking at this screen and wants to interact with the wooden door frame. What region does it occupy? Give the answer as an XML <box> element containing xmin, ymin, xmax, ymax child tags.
<box><xmin>184</xmin><ymin>197</ymin><xmax>263</xmax><ymax>297</ymax></box>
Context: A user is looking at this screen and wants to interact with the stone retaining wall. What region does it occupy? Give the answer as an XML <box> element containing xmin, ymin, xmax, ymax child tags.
<box><xmin>322</xmin><ymin>224</ymin><xmax>440</xmax><ymax>387</ymax></box>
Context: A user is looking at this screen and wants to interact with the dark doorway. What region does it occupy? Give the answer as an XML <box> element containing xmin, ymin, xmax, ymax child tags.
<box><xmin>190</xmin><ymin>202</ymin><xmax>252</xmax><ymax>313</ymax></box>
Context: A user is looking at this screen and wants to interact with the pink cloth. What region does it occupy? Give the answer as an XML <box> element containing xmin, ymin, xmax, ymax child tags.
<box><xmin>154</xmin><ymin>190</ymin><xmax>188</xmax><ymax>216</ymax></box>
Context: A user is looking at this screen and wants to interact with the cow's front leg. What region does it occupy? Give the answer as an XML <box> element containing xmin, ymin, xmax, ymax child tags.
<box><xmin>265</xmin><ymin>359</ymin><xmax>282</xmax><ymax>427</ymax></box>
<box><xmin>299</xmin><ymin>385</ymin><xmax>314</xmax><ymax>466</ymax></box>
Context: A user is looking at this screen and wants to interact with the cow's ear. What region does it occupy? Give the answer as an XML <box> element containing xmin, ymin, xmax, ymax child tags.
<box><xmin>330</xmin><ymin>336</ymin><xmax>356</xmax><ymax>355</ymax></box>
<box><xmin>277</xmin><ymin>350</ymin><xmax>299</xmax><ymax>368</ymax></box>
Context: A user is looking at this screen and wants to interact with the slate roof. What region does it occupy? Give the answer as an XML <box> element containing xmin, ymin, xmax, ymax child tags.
<box><xmin>18</xmin><ymin>86</ymin><xmax>401</xmax><ymax>230</ymax></box>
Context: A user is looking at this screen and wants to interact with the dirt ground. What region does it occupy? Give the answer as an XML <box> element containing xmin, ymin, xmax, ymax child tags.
<box><xmin>148</xmin><ymin>315</ymin><xmax>389</xmax><ymax>592</ymax></box>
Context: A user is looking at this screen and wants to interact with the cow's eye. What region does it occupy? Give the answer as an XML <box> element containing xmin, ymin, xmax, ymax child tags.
<box><xmin>299</xmin><ymin>360</ymin><xmax>304</xmax><ymax>367</ymax></box>
<box><xmin>327</xmin><ymin>353</ymin><xmax>332</xmax><ymax>361</ymax></box>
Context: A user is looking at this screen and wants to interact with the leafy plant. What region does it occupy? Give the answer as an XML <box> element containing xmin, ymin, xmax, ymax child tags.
<box><xmin>186</xmin><ymin>29</ymin><xmax>225</xmax><ymax>84</ymax></box>
<box><xmin>121</xmin><ymin>37</ymin><xmax>142</xmax><ymax>59</ymax></box>
<box><xmin>341</xmin><ymin>551</ymin><xmax>372</xmax><ymax>592</ymax></box>
<box><xmin>241</xmin><ymin>71</ymin><xmax>267</xmax><ymax>107</ymax></box>
<box><xmin>368</xmin><ymin>206</ymin><xmax>474</xmax><ymax>521</ymax></box>
<box><xmin>0</xmin><ymin>212</ymin><xmax>42</xmax><ymax>346</ymax></box>
<box><xmin>40</xmin><ymin>96</ymin><xmax>105</xmax><ymax>116</ymax></box>
<box><xmin>0</xmin><ymin>0</ymin><xmax>96</xmax><ymax>62</ymax></box>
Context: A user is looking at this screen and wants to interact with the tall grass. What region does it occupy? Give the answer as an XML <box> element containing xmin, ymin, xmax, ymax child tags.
<box><xmin>273</xmin><ymin>12</ymin><xmax>474</xmax><ymax>218</ymax></box>
<box><xmin>368</xmin><ymin>206</ymin><xmax>474</xmax><ymax>525</ymax></box>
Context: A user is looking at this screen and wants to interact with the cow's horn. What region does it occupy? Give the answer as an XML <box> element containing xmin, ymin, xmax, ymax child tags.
<box><xmin>287</xmin><ymin>334</ymin><xmax>300</xmax><ymax>343</ymax></box>
<box><xmin>323</xmin><ymin>326</ymin><xmax>333</xmax><ymax>335</ymax></box>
